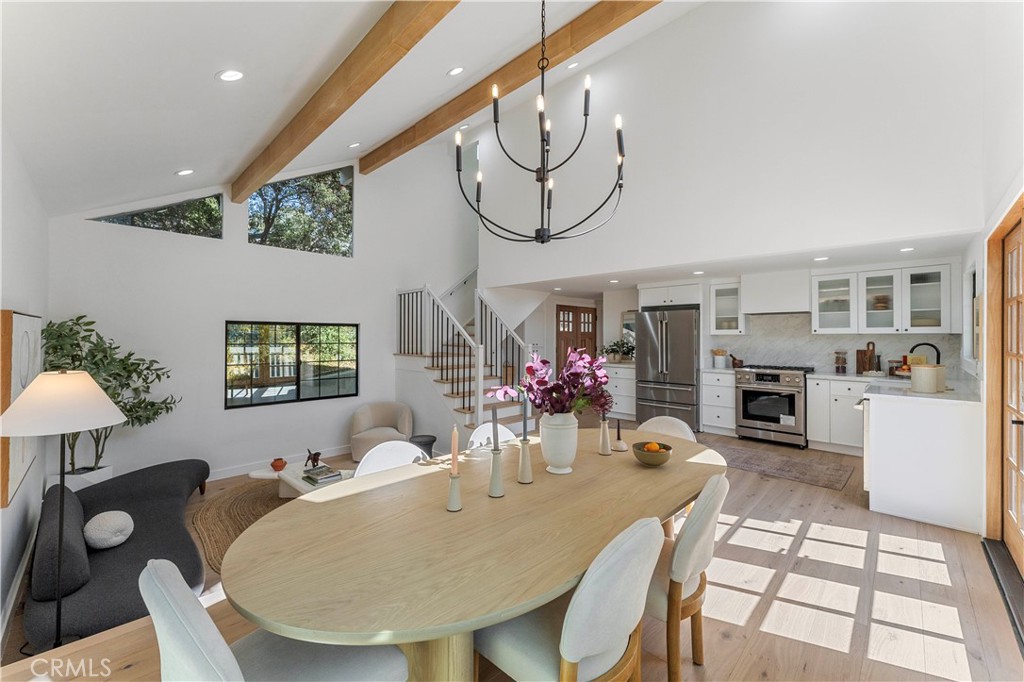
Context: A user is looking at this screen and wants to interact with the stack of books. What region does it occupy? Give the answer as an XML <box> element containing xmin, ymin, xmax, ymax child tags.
<box><xmin>302</xmin><ymin>464</ymin><xmax>343</xmax><ymax>486</ymax></box>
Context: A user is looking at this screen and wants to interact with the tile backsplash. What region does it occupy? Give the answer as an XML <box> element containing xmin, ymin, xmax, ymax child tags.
<box><xmin>707</xmin><ymin>313</ymin><xmax>961</xmax><ymax>373</ymax></box>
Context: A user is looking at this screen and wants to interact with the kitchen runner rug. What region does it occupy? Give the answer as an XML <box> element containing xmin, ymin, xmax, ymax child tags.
<box><xmin>191</xmin><ymin>479</ymin><xmax>288</xmax><ymax>574</ymax></box>
<box><xmin>708</xmin><ymin>443</ymin><xmax>854</xmax><ymax>491</ymax></box>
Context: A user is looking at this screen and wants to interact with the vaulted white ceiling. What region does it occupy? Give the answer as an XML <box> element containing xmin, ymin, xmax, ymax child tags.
<box><xmin>2</xmin><ymin>1</ymin><xmax>700</xmax><ymax>217</ymax></box>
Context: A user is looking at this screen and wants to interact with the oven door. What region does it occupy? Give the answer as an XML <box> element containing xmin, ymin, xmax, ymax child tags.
<box><xmin>735</xmin><ymin>385</ymin><xmax>805</xmax><ymax>435</ymax></box>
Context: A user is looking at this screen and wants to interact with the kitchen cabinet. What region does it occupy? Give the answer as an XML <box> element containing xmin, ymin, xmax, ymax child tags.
<box><xmin>830</xmin><ymin>381</ymin><xmax>866</xmax><ymax>447</ymax></box>
<box><xmin>858</xmin><ymin>269</ymin><xmax>901</xmax><ymax>333</ymax></box>
<box><xmin>740</xmin><ymin>270</ymin><xmax>810</xmax><ymax>314</ymax></box>
<box><xmin>605</xmin><ymin>363</ymin><xmax>635</xmax><ymax>420</ymax></box>
<box><xmin>857</xmin><ymin>265</ymin><xmax>951</xmax><ymax>334</ymax></box>
<box><xmin>806</xmin><ymin>378</ymin><xmax>831</xmax><ymax>443</ymax></box>
<box><xmin>811</xmin><ymin>274</ymin><xmax>858</xmax><ymax>334</ymax></box>
<box><xmin>710</xmin><ymin>283</ymin><xmax>743</xmax><ymax>335</ymax></box>
<box><xmin>700</xmin><ymin>369</ymin><xmax>735</xmax><ymax>432</ymax></box>
<box><xmin>639</xmin><ymin>285</ymin><xmax>700</xmax><ymax>308</ymax></box>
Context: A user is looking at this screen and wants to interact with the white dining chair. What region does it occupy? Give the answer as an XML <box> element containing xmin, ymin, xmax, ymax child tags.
<box><xmin>645</xmin><ymin>474</ymin><xmax>730</xmax><ymax>682</ymax></box>
<box><xmin>638</xmin><ymin>416</ymin><xmax>697</xmax><ymax>442</ymax></box>
<box><xmin>139</xmin><ymin>559</ymin><xmax>407</xmax><ymax>682</ymax></box>
<box><xmin>475</xmin><ymin>517</ymin><xmax>664</xmax><ymax>681</ymax></box>
<box><xmin>354</xmin><ymin>440</ymin><xmax>427</xmax><ymax>478</ymax></box>
<box><xmin>468</xmin><ymin>422</ymin><xmax>517</xmax><ymax>449</ymax></box>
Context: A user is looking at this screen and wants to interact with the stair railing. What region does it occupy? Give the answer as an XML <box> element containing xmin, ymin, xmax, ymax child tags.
<box><xmin>396</xmin><ymin>287</ymin><xmax>425</xmax><ymax>356</ymax></box>
<box><xmin>476</xmin><ymin>290</ymin><xmax>528</xmax><ymax>427</ymax></box>
<box><xmin>425</xmin><ymin>286</ymin><xmax>480</xmax><ymax>414</ymax></box>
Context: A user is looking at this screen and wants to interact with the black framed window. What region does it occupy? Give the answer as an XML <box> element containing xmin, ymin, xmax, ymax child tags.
<box><xmin>225</xmin><ymin>321</ymin><xmax>358</xmax><ymax>408</ymax></box>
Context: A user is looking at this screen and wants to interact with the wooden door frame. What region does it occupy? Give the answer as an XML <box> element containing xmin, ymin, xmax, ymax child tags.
<box><xmin>985</xmin><ymin>192</ymin><xmax>1024</xmax><ymax>540</ymax></box>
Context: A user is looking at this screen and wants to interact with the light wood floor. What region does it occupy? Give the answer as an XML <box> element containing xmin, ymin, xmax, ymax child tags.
<box><xmin>3</xmin><ymin>433</ymin><xmax>1022</xmax><ymax>682</ymax></box>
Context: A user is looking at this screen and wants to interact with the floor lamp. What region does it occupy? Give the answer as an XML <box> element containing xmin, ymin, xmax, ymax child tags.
<box><xmin>0</xmin><ymin>370</ymin><xmax>125</xmax><ymax>649</ymax></box>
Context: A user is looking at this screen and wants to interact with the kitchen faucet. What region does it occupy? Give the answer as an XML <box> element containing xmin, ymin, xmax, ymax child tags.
<box><xmin>909</xmin><ymin>342</ymin><xmax>941</xmax><ymax>365</ymax></box>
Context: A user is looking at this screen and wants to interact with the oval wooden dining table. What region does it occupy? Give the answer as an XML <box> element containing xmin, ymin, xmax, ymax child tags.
<box><xmin>221</xmin><ymin>428</ymin><xmax>726</xmax><ymax>681</ymax></box>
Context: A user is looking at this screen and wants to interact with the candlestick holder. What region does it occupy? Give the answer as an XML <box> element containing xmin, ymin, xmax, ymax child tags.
<box><xmin>517</xmin><ymin>438</ymin><xmax>533</xmax><ymax>484</ymax></box>
<box><xmin>611</xmin><ymin>418</ymin><xmax>628</xmax><ymax>452</ymax></box>
<box><xmin>598</xmin><ymin>419</ymin><xmax>612</xmax><ymax>455</ymax></box>
<box><xmin>489</xmin><ymin>449</ymin><xmax>505</xmax><ymax>498</ymax></box>
<box><xmin>447</xmin><ymin>473</ymin><xmax>462</xmax><ymax>512</ymax></box>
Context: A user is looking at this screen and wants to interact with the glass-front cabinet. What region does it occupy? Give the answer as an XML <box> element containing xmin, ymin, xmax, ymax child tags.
<box><xmin>811</xmin><ymin>274</ymin><xmax>858</xmax><ymax>334</ymax></box>
<box><xmin>710</xmin><ymin>283</ymin><xmax>743</xmax><ymax>335</ymax></box>
<box><xmin>902</xmin><ymin>264</ymin><xmax>951</xmax><ymax>333</ymax></box>
<box><xmin>858</xmin><ymin>269</ymin><xmax>901</xmax><ymax>333</ymax></box>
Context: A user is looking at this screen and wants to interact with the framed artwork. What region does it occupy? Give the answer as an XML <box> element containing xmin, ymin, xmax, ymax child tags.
<box><xmin>1</xmin><ymin>310</ymin><xmax>43</xmax><ymax>507</ymax></box>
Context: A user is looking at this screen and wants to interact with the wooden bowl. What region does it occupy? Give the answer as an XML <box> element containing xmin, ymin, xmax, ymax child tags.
<box><xmin>632</xmin><ymin>442</ymin><xmax>672</xmax><ymax>467</ymax></box>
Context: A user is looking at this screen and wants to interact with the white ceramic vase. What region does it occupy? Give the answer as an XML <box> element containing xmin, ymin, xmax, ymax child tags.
<box><xmin>540</xmin><ymin>412</ymin><xmax>578</xmax><ymax>474</ymax></box>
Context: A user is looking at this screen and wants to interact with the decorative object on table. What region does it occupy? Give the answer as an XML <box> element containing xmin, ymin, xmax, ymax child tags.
<box><xmin>271</xmin><ymin>457</ymin><xmax>287</xmax><ymax>472</ymax></box>
<box><xmin>598</xmin><ymin>418</ymin><xmax>612</xmax><ymax>456</ymax></box>
<box><xmin>711</xmin><ymin>348</ymin><xmax>729</xmax><ymax>369</ymax></box>
<box><xmin>488</xmin><ymin>347</ymin><xmax>611</xmax><ymax>475</ymax></box>
<box><xmin>302</xmin><ymin>464</ymin><xmax>342</xmax><ymax>486</ymax></box>
<box><xmin>601</xmin><ymin>339</ymin><xmax>635</xmax><ymax>364</ymax></box>
<box><xmin>729</xmin><ymin>354</ymin><xmax>744</xmax><ymax>368</ymax></box>
<box><xmin>453</xmin><ymin>0</ymin><xmax>625</xmax><ymax>244</ymax></box>
<box><xmin>517</xmin><ymin>438</ymin><xmax>533</xmax><ymax>484</ymax></box>
<box><xmin>450</xmin><ymin>423</ymin><xmax>459</xmax><ymax>475</ymax></box>
<box><xmin>632</xmin><ymin>441</ymin><xmax>672</xmax><ymax>467</ymax></box>
<box><xmin>612</xmin><ymin>418</ymin><xmax>628</xmax><ymax>452</ymax></box>
<box><xmin>304</xmin><ymin>449</ymin><xmax>321</xmax><ymax>468</ymax></box>
<box><xmin>447</xmin><ymin>473</ymin><xmax>462</xmax><ymax>512</ymax></box>
<box><xmin>42</xmin><ymin>315</ymin><xmax>179</xmax><ymax>475</ymax></box>
<box><xmin>0</xmin><ymin>369</ymin><xmax>126</xmax><ymax>649</ymax></box>
<box><xmin>834</xmin><ymin>350</ymin><xmax>848</xmax><ymax>374</ymax></box>
<box><xmin>488</xmin><ymin>449</ymin><xmax>505</xmax><ymax>498</ymax></box>
<box><xmin>490</xmin><ymin>406</ymin><xmax>501</xmax><ymax>454</ymax></box>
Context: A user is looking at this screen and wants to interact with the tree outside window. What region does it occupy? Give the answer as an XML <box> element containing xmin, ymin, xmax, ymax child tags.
<box><xmin>247</xmin><ymin>166</ymin><xmax>353</xmax><ymax>256</ymax></box>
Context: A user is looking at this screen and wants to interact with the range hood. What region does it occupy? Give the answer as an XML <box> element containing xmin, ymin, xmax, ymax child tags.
<box><xmin>740</xmin><ymin>270</ymin><xmax>812</xmax><ymax>314</ymax></box>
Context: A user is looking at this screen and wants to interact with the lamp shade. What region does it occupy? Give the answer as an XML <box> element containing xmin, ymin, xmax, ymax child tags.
<box><xmin>0</xmin><ymin>370</ymin><xmax>126</xmax><ymax>437</ymax></box>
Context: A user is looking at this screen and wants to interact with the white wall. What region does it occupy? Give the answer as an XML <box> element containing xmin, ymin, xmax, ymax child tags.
<box><xmin>0</xmin><ymin>135</ymin><xmax>50</xmax><ymax>636</ymax></box>
<box><xmin>46</xmin><ymin>143</ymin><xmax>472</xmax><ymax>481</ymax></box>
<box><xmin>477</xmin><ymin>2</ymin><xmax>998</xmax><ymax>288</ymax></box>
<box><xmin>601</xmin><ymin>289</ymin><xmax>638</xmax><ymax>348</ymax></box>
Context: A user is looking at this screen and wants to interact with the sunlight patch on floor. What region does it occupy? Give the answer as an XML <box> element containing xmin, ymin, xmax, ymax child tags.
<box><xmin>796</xmin><ymin>538</ymin><xmax>866</xmax><ymax>569</ymax></box>
<box><xmin>805</xmin><ymin>521</ymin><xmax>869</xmax><ymax>548</ymax></box>
<box><xmin>871</xmin><ymin>590</ymin><xmax>964</xmax><ymax>639</ymax></box>
<box><xmin>876</xmin><ymin>552</ymin><xmax>952</xmax><ymax>586</ymax></box>
<box><xmin>741</xmin><ymin>517</ymin><xmax>803</xmax><ymax>536</ymax></box>
<box><xmin>759</xmin><ymin>600</ymin><xmax>855</xmax><ymax>653</ymax></box>
<box><xmin>878</xmin><ymin>533</ymin><xmax>946</xmax><ymax>562</ymax></box>
<box><xmin>727</xmin><ymin>527</ymin><xmax>794</xmax><ymax>554</ymax></box>
<box><xmin>776</xmin><ymin>573</ymin><xmax>860</xmax><ymax>615</ymax></box>
<box><xmin>867</xmin><ymin>623</ymin><xmax>972</xmax><ymax>682</ymax></box>
<box><xmin>706</xmin><ymin>557</ymin><xmax>776</xmax><ymax>593</ymax></box>
<box><xmin>703</xmin><ymin>584</ymin><xmax>763</xmax><ymax>627</ymax></box>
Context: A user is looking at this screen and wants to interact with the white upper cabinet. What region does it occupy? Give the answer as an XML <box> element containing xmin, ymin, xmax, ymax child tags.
<box><xmin>740</xmin><ymin>270</ymin><xmax>810</xmax><ymax>314</ymax></box>
<box><xmin>858</xmin><ymin>269</ymin><xmax>902</xmax><ymax>334</ymax></box>
<box><xmin>811</xmin><ymin>274</ymin><xmax>858</xmax><ymax>334</ymax></box>
<box><xmin>639</xmin><ymin>284</ymin><xmax>700</xmax><ymax>308</ymax></box>
<box><xmin>710</xmin><ymin>283</ymin><xmax>743</xmax><ymax>335</ymax></box>
<box><xmin>902</xmin><ymin>265</ymin><xmax>951</xmax><ymax>333</ymax></box>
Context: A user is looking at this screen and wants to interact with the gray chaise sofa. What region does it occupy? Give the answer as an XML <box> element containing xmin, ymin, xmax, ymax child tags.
<box><xmin>24</xmin><ymin>459</ymin><xmax>209</xmax><ymax>650</ymax></box>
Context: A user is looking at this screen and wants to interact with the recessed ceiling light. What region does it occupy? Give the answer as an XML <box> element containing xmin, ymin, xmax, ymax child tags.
<box><xmin>609</xmin><ymin>280</ymin><xmax>619</xmax><ymax>284</ymax></box>
<box><xmin>216</xmin><ymin>69</ymin><xmax>244</xmax><ymax>82</ymax></box>
<box><xmin>447</xmin><ymin>66</ymin><xmax>464</xmax><ymax>76</ymax></box>
<box><xmin>348</xmin><ymin>142</ymin><xmax>360</xmax><ymax>149</ymax></box>
<box><xmin>567</xmin><ymin>62</ymin><xmax>580</xmax><ymax>70</ymax></box>
<box><xmin>553</xmin><ymin>287</ymin><xmax>562</xmax><ymax>291</ymax></box>
<box><xmin>459</xmin><ymin>124</ymin><xmax>469</xmax><ymax>130</ymax></box>
<box><xmin>174</xmin><ymin>169</ymin><xmax>194</xmax><ymax>176</ymax></box>
<box><xmin>813</xmin><ymin>256</ymin><xmax>829</xmax><ymax>261</ymax></box>
<box><xmin>900</xmin><ymin>247</ymin><xmax>915</xmax><ymax>252</ymax></box>
<box><xmin>692</xmin><ymin>271</ymin><xmax>704</xmax><ymax>275</ymax></box>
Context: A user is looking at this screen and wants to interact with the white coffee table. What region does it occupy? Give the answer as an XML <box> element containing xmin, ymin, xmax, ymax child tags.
<box><xmin>248</xmin><ymin>466</ymin><xmax>355</xmax><ymax>498</ymax></box>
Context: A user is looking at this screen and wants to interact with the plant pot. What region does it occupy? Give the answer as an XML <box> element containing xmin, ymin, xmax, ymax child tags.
<box><xmin>540</xmin><ymin>412</ymin><xmax>578</xmax><ymax>474</ymax></box>
<box><xmin>607</xmin><ymin>352</ymin><xmax>621</xmax><ymax>363</ymax></box>
<box><xmin>48</xmin><ymin>465</ymin><xmax>113</xmax><ymax>492</ymax></box>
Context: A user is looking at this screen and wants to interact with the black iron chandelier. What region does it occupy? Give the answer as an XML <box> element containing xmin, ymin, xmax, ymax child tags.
<box><xmin>454</xmin><ymin>0</ymin><xmax>625</xmax><ymax>244</ymax></box>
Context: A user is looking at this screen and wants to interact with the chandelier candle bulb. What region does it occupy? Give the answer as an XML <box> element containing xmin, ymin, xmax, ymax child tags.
<box><xmin>545</xmin><ymin>119</ymin><xmax>551</xmax><ymax>145</ymax></box>
<box><xmin>455</xmin><ymin>132</ymin><xmax>462</xmax><ymax>172</ymax></box>
<box><xmin>615</xmin><ymin>115</ymin><xmax>625</xmax><ymax>157</ymax></box>
<box><xmin>475</xmin><ymin>172</ymin><xmax>482</xmax><ymax>203</ymax></box>
<box><xmin>546</xmin><ymin>178</ymin><xmax>553</xmax><ymax>209</ymax></box>
<box><xmin>584</xmin><ymin>75</ymin><xmax>591</xmax><ymax>116</ymax></box>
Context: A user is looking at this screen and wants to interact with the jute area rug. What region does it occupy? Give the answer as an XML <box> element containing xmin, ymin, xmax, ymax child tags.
<box><xmin>192</xmin><ymin>479</ymin><xmax>288</xmax><ymax>574</ymax></box>
<box><xmin>706</xmin><ymin>442</ymin><xmax>855</xmax><ymax>491</ymax></box>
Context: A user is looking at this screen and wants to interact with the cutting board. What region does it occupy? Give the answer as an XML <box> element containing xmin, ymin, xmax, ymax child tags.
<box><xmin>856</xmin><ymin>342</ymin><xmax>877</xmax><ymax>374</ymax></box>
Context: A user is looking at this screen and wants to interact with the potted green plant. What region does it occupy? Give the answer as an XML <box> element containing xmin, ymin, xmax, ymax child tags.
<box><xmin>601</xmin><ymin>339</ymin><xmax>636</xmax><ymax>363</ymax></box>
<box><xmin>42</xmin><ymin>316</ymin><xmax>179</xmax><ymax>484</ymax></box>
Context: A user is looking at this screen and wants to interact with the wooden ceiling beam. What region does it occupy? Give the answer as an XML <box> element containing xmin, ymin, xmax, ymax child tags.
<box><xmin>358</xmin><ymin>1</ymin><xmax>661</xmax><ymax>175</ymax></box>
<box><xmin>230</xmin><ymin>1</ymin><xmax>459</xmax><ymax>203</ymax></box>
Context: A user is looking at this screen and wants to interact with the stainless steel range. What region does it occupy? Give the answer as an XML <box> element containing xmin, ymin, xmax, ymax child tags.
<box><xmin>734</xmin><ymin>365</ymin><xmax>815</xmax><ymax>448</ymax></box>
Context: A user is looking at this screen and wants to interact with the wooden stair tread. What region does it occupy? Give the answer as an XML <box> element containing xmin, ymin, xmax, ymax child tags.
<box><xmin>434</xmin><ymin>375</ymin><xmax>499</xmax><ymax>385</ymax></box>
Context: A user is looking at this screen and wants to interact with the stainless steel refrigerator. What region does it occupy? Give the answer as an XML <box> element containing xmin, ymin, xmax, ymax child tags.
<box><xmin>635</xmin><ymin>306</ymin><xmax>700</xmax><ymax>431</ymax></box>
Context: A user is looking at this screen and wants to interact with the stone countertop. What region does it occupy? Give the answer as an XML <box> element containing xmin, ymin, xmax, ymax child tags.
<box><xmin>807</xmin><ymin>371</ymin><xmax>905</xmax><ymax>383</ymax></box>
<box><xmin>864</xmin><ymin>376</ymin><xmax>981</xmax><ymax>403</ymax></box>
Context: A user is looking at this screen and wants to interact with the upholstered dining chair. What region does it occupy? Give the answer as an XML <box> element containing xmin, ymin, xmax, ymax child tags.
<box><xmin>139</xmin><ymin>559</ymin><xmax>407</xmax><ymax>682</ymax></box>
<box><xmin>645</xmin><ymin>474</ymin><xmax>730</xmax><ymax>682</ymax></box>
<box><xmin>467</xmin><ymin>422</ymin><xmax>517</xmax><ymax>449</ymax></box>
<box><xmin>349</xmin><ymin>401</ymin><xmax>413</xmax><ymax>462</ymax></box>
<box><xmin>354</xmin><ymin>440</ymin><xmax>426</xmax><ymax>478</ymax></box>
<box><xmin>475</xmin><ymin>517</ymin><xmax>664</xmax><ymax>682</ymax></box>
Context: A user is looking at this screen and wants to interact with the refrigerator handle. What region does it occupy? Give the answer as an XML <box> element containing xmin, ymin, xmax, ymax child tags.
<box><xmin>662</xmin><ymin>318</ymin><xmax>670</xmax><ymax>376</ymax></box>
<box><xmin>658</xmin><ymin>319</ymin><xmax>667</xmax><ymax>374</ymax></box>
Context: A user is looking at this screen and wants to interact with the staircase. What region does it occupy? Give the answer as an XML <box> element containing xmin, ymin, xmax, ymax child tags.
<box><xmin>396</xmin><ymin>276</ymin><xmax>534</xmax><ymax>440</ymax></box>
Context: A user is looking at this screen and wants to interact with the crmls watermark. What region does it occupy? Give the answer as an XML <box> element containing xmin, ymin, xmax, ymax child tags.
<box><xmin>30</xmin><ymin>657</ymin><xmax>112</xmax><ymax>678</ymax></box>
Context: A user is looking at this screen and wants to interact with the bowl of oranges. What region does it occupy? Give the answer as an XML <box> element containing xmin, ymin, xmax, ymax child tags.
<box><xmin>632</xmin><ymin>441</ymin><xmax>672</xmax><ymax>467</ymax></box>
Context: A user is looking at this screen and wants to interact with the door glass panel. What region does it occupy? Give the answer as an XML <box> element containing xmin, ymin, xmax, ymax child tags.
<box><xmin>1010</xmin><ymin>415</ymin><xmax>1019</xmax><ymax>466</ymax></box>
<box><xmin>1011</xmin><ymin>473</ymin><xmax>1018</xmax><ymax>522</ymax></box>
<box><xmin>908</xmin><ymin>271</ymin><xmax>942</xmax><ymax>329</ymax></box>
<box><xmin>817</xmin><ymin>278</ymin><xmax>851</xmax><ymax>330</ymax></box>
<box><xmin>1010</xmin><ymin>358</ymin><xmax>1019</xmax><ymax>411</ymax></box>
<box><xmin>863</xmin><ymin>273</ymin><xmax>895</xmax><ymax>329</ymax></box>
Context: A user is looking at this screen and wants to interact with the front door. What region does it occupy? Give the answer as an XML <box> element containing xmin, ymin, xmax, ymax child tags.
<box><xmin>555</xmin><ymin>305</ymin><xmax>597</xmax><ymax>363</ymax></box>
<box><xmin>1003</xmin><ymin>222</ymin><xmax>1024</xmax><ymax>575</ymax></box>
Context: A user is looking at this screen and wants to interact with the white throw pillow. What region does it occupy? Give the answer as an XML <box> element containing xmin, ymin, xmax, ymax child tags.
<box><xmin>83</xmin><ymin>511</ymin><xmax>134</xmax><ymax>550</ymax></box>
